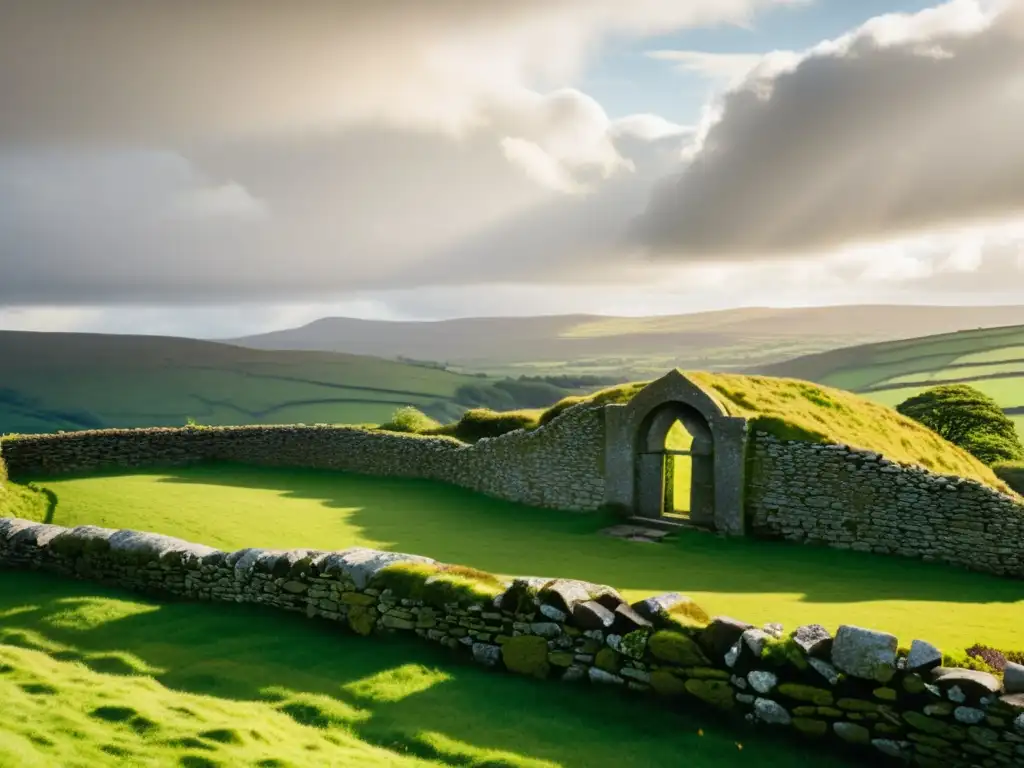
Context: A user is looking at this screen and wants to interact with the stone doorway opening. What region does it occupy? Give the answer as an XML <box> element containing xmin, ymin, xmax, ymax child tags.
<box><xmin>636</xmin><ymin>404</ymin><xmax>715</xmax><ymax>528</ymax></box>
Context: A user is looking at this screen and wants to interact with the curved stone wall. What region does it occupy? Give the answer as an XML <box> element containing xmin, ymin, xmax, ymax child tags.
<box><xmin>746</xmin><ymin>432</ymin><xmax>1024</xmax><ymax>578</ymax></box>
<box><xmin>0</xmin><ymin>403</ymin><xmax>607</xmax><ymax>511</ymax></box>
<box><xmin>2</xmin><ymin>516</ymin><xmax>1022</xmax><ymax>767</ymax></box>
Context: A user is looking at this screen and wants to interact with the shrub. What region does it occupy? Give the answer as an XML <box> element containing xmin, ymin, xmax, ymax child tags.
<box><xmin>896</xmin><ymin>385</ymin><xmax>1023</xmax><ymax>465</ymax></box>
<box><xmin>378</xmin><ymin>406</ymin><xmax>441</xmax><ymax>434</ymax></box>
<box><xmin>438</xmin><ymin>408</ymin><xmax>539</xmax><ymax>442</ymax></box>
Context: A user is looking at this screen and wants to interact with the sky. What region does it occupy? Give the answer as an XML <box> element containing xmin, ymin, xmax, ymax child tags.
<box><xmin>1</xmin><ymin>0</ymin><xmax>1023</xmax><ymax>338</ymax></box>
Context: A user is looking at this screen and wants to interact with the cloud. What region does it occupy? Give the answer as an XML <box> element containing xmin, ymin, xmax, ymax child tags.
<box><xmin>0</xmin><ymin>0</ymin><xmax>791</xmax><ymax>145</ymax></box>
<box><xmin>632</xmin><ymin>0</ymin><xmax>1024</xmax><ymax>258</ymax></box>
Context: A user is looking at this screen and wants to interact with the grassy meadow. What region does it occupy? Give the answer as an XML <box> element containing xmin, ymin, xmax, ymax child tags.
<box><xmin>17</xmin><ymin>465</ymin><xmax>1024</xmax><ymax>651</ymax></box>
<box><xmin>0</xmin><ymin>569</ymin><xmax>866</xmax><ymax>768</ymax></box>
<box><xmin>762</xmin><ymin>324</ymin><xmax>1024</xmax><ymax>440</ymax></box>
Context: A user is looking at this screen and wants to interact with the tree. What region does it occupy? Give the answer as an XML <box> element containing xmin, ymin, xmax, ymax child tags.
<box><xmin>896</xmin><ymin>384</ymin><xmax>1023</xmax><ymax>465</ymax></box>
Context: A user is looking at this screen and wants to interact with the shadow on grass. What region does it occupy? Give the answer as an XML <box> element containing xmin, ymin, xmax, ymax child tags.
<box><xmin>0</xmin><ymin>569</ymin><xmax>864</xmax><ymax>768</ymax></box>
<box><xmin>97</xmin><ymin>463</ymin><xmax>1024</xmax><ymax>607</ymax></box>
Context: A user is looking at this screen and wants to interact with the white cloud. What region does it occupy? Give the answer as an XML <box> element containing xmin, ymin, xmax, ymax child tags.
<box><xmin>633</xmin><ymin>0</ymin><xmax>1024</xmax><ymax>257</ymax></box>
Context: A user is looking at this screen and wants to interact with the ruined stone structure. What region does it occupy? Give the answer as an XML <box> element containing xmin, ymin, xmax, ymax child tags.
<box><xmin>2</xmin><ymin>370</ymin><xmax>1023</xmax><ymax>578</ymax></box>
<box><xmin>2</xmin><ymin>518</ymin><xmax>1022</xmax><ymax>767</ymax></box>
<box><xmin>604</xmin><ymin>370</ymin><xmax>749</xmax><ymax>535</ymax></box>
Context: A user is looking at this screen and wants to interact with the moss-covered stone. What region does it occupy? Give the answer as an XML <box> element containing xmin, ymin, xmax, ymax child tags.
<box><xmin>595</xmin><ymin>647</ymin><xmax>621</xmax><ymax>673</ymax></box>
<box><xmin>833</xmin><ymin>722</ymin><xmax>870</xmax><ymax>744</ymax></box>
<box><xmin>761</xmin><ymin>637</ymin><xmax>810</xmax><ymax>671</ymax></box>
<box><xmin>501</xmin><ymin>635</ymin><xmax>550</xmax><ymax>679</ymax></box>
<box><xmin>873</xmin><ymin>686</ymin><xmax>898</xmax><ymax>701</ymax></box>
<box><xmin>682</xmin><ymin>667</ymin><xmax>730</xmax><ymax>680</ymax></box>
<box><xmin>817</xmin><ymin>707</ymin><xmax>843</xmax><ymax>717</ymax></box>
<box><xmin>684</xmin><ymin>679</ymin><xmax>735</xmax><ymax>711</ymax></box>
<box><xmin>340</xmin><ymin>591</ymin><xmax>377</xmax><ymax>606</ymax></box>
<box><xmin>908</xmin><ymin>734</ymin><xmax>951</xmax><ymax>748</ymax></box>
<box><xmin>777</xmin><ymin>683</ymin><xmax>834</xmax><ymax>706</ymax></box>
<box><xmin>902</xmin><ymin>674</ymin><xmax>926</xmax><ymax>694</ymax></box>
<box><xmin>903</xmin><ymin>711</ymin><xmax>966</xmax><ymax>740</ymax></box>
<box><xmin>650</xmin><ymin>669</ymin><xmax>687</xmax><ymax>696</ymax></box>
<box><xmin>792</xmin><ymin>718</ymin><xmax>828</xmax><ymax>737</ymax></box>
<box><xmin>837</xmin><ymin>698</ymin><xmax>879</xmax><ymax>713</ymax></box>
<box><xmin>648</xmin><ymin>631</ymin><xmax>708</xmax><ymax>666</ymax></box>
<box><xmin>347</xmin><ymin>605</ymin><xmax>376</xmax><ymax>636</ymax></box>
<box><xmin>619</xmin><ymin>630</ymin><xmax>649</xmax><ymax>660</ymax></box>
<box><xmin>793</xmin><ymin>706</ymin><xmax>817</xmax><ymax>717</ymax></box>
<box><xmin>547</xmin><ymin>651</ymin><xmax>574</xmax><ymax>667</ymax></box>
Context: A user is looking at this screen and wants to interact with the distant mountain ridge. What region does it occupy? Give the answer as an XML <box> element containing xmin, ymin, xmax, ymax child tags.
<box><xmin>226</xmin><ymin>304</ymin><xmax>1024</xmax><ymax>376</ymax></box>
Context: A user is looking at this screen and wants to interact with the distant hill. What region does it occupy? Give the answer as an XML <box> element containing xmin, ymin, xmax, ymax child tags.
<box><xmin>760</xmin><ymin>324</ymin><xmax>1024</xmax><ymax>438</ymax></box>
<box><xmin>0</xmin><ymin>332</ymin><xmax>580</xmax><ymax>435</ymax></box>
<box><xmin>226</xmin><ymin>304</ymin><xmax>1024</xmax><ymax>377</ymax></box>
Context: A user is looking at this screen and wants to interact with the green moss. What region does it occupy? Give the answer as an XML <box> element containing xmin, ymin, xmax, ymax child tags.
<box><xmin>501</xmin><ymin>636</ymin><xmax>550</xmax><ymax>679</ymax></box>
<box><xmin>339</xmin><ymin>592</ymin><xmax>377</xmax><ymax>607</ymax></box>
<box><xmin>547</xmin><ymin>651</ymin><xmax>574</xmax><ymax>668</ymax></box>
<box><xmin>872</xmin><ymin>687</ymin><xmax>898</xmax><ymax>701</ymax></box>
<box><xmin>777</xmin><ymin>683</ymin><xmax>834</xmax><ymax>706</ymax></box>
<box><xmin>661</xmin><ymin>600</ymin><xmax>711</xmax><ymax>632</ymax></box>
<box><xmin>594</xmin><ymin>648</ymin><xmax>621</xmax><ymax>673</ymax></box>
<box><xmin>902</xmin><ymin>674</ymin><xmax>926</xmax><ymax>695</ymax></box>
<box><xmin>903</xmin><ymin>711</ymin><xmax>966</xmax><ymax>740</ymax></box>
<box><xmin>619</xmin><ymin>630</ymin><xmax>650</xmax><ymax>660</ymax></box>
<box><xmin>683</xmin><ymin>679</ymin><xmax>735</xmax><ymax>711</ymax></box>
<box><xmin>649</xmin><ymin>670</ymin><xmax>687</xmax><ymax>697</ymax></box>
<box><xmin>346</xmin><ymin>605</ymin><xmax>376</xmax><ymax>636</ymax></box>
<box><xmin>792</xmin><ymin>718</ymin><xmax>827</xmax><ymax>737</ymax></box>
<box><xmin>761</xmin><ymin>637</ymin><xmax>810</xmax><ymax>671</ymax></box>
<box><xmin>682</xmin><ymin>667</ymin><xmax>730</xmax><ymax>680</ymax></box>
<box><xmin>373</xmin><ymin>562</ymin><xmax>504</xmax><ymax>608</ymax></box>
<box><xmin>836</xmin><ymin>699</ymin><xmax>879</xmax><ymax>713</ymax></box>
<box><xmin>647</xmin><ymin>631</ymin><xmax>708</xmax><ymax>666</ymax></box>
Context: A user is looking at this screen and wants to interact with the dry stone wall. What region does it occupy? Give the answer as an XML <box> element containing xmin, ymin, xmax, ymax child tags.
<box><xmin>0</xmin><ymin>403</ymin><xmax>606</xmax><ymax>512</ymax></box>
<box><xmin>746</xmin><ymin>433</ymin><xmax>1024</xmax><ymax>578</ymax></box>
<box><xmin>2</xmin><ymin>516</ymin><xmax>1023</xmax><ymax>767</ymax></box>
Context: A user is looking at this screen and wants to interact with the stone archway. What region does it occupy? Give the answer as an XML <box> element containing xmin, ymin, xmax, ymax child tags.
<box><xmin>635</xmin><ymin>402</ymin><xmax>716</xmax><ymax>526</ymax></box>
<box><xmin>603</xmin><ymin>370</ymin><xmax>749</xmax><ymax>535</ymax></box>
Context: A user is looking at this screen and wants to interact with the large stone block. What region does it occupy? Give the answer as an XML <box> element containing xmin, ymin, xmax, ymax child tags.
<box><xmin>831</xmin><ymin>625</ymin><xmax>897</xmax><ymax>681</ymax></box>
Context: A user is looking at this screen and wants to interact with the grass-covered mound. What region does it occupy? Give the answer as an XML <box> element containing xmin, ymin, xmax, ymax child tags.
<box><xmin>408</xmin><ymin>370</ymin><xmax>1006</xmax><ymax>492</ymax></box>
<box><xmin>0</xmin><ymin>571</ymin><xmax>861</xmax><ymax>768</ymax></box>
<box><xmin>14</xmin><ymin>465</ymin><xmax>1024</xmax><ymax>649</ymax></box>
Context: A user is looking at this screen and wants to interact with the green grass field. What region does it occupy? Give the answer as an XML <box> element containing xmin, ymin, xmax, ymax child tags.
<box><xmin>0</xmin><ymin>332</ymin><xmax>578</xmax><ymax>437</ymax></box>
<box><xmin>762</xmin><ymin>324</ymin><xmax>1024</xmax><ymax>440</ymax></box>
<box><xmin>0</xmin><ymin>571</ymin><xmax>865</xmax><ymax>768</ymax></box>
<box><xmin>17</xmin><ymin>465</ymin><xmax>1023</xmax><ymax>651</ymax></box>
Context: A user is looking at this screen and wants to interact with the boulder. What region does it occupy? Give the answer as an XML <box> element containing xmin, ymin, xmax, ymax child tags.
<box><xmin>631</xmin><ymin>592</ymin><xmax>707</xmax><ymax>627</ymax></box>
<box><xmin>792</xmin><ymin>624</ymin><xmax>832</xmax><ymax>657</ymax></box>
<box><xmin>610</xmin><ymin>603</ymin><xmax>653</xmax><ymax>635</ymax></box>
<box><xmin>905</xmin><ymin>639</ymin><xmax>943</xmax><ymax>672</ymax></box>
<box><xmin>1003</xmin><ymin>662</ymin><xmax>1024</xmax><ymax>695</ymax></box>
<box><xmin>929</xmin><ymin>668</ymin><xmax>1002</xmax><ymax>701</ymax></box>
<box><xmin>831</xmin><ymin>625</ymin><xmax>897</xmax><ymax>681</ymax></box>
<box><xmin>700</xmin><ymin>617</ymin><xmax>753</xmax><ymax>661</ymax></box>
<box><xmin>572</xmin><ymin>600</ymin><xmax>616</xmax><ymax>631</ymax></box>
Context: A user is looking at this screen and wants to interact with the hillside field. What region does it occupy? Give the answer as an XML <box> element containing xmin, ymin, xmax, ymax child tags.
<box><xmin>761</xmin><ymin>325</ymin><xmax>1024</xmax><ymax>439</ymax></box>
<box><xmin>0</xmin><ymin>332</ymin><xmax>576</xmax><ymax>437</ymax></box>
<box><xmin>229</xmin><ymin>304</ymin><xmax>1024</xmax><ymax>378</ymax></box>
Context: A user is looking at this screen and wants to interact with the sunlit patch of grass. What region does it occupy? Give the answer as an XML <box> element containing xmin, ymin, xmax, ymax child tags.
<box><xmin>0</xmin><ymin>574</ymin><xmax>864</xmax><ymax>768</ymax></box>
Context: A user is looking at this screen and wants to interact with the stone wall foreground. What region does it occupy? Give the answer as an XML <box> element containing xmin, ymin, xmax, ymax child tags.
<box><xmin>2</xmin><ymin>516</ymin><xmax>1022</xmax><ymax>767</ymax></box>
<box><xmin>746</xmin><ymin>433</ymin><xmax>1024</xmax><ymax>579</ymax></box>
<box><xmin>0</xmin><ymin>402</ymin><xmax>607</xmax><ymax>512</ymax></box>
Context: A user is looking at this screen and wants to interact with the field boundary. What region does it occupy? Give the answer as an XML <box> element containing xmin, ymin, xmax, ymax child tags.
<box><xmin>2</xmin><ymin>516</ymin><xmax>1022</xmax><ymax>767</ymax></box>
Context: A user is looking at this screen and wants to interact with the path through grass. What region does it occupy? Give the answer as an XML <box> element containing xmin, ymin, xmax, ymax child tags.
<box><xmin>0</xmin><ymin>571</ymin><xmax>860</xmax><ymax>768</ymax></box>
<box><xmin>23</xmin><ymin>465</ymin><xmax>1024</xmax><ymax>651</ymax></box>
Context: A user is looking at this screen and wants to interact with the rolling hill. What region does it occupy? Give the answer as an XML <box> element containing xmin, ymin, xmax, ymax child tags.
<box><xmin>0</xmin><ymin>332</ymin><xmax>576</xmax><ymax>436</ymax></box>
<box><xmin>760</xmin><ymin>324</ymin><xmax>1024</xmax><ymax>438</ymax></box>
<box><xmin>227</xmin><ymin>304</ymin><xmax>1024</xmax><ymax>377</ymax></box>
